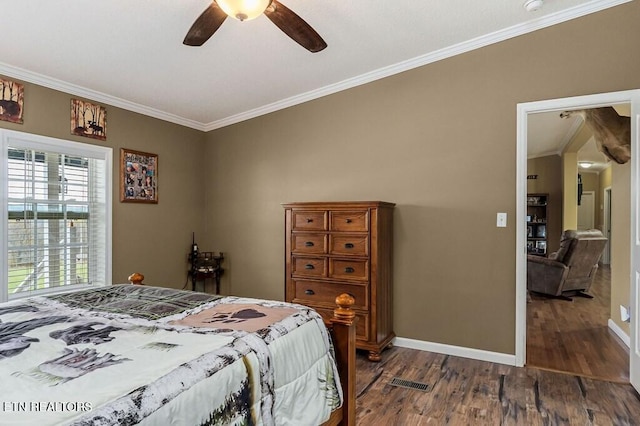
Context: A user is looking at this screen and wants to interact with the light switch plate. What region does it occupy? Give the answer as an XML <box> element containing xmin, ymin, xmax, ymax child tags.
<box><xmin>497</xmin><ymin>212</ymin><xmax>507</xmax><ymax>227</ymax></box>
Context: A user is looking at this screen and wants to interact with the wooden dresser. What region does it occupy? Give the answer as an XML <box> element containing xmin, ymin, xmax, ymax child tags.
<box><xmin>283</xmin><ymin>201</ymin><xmax>394</xmax><ymax>361</ymax></box>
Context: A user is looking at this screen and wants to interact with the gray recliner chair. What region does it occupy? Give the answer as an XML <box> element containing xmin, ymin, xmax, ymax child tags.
<box><xmin>527</xmin><ymin>229</ymin><xmax>607</xmax><ymax>300</ymax></box>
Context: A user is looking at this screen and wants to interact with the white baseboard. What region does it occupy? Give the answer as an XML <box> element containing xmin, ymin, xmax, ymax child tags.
<box><xmin>394</xmin><ymin>337</ymin><xmax>517</xmax><ymax>366</ymax></box>
<box><xmin>608</xmin><ymin>318</ymin><xmax>631</xmax><ymax>348</ymax></box>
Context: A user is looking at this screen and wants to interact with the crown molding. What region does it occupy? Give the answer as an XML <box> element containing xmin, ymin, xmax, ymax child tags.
<box><xmin>528</xmin><ymin>150</ymin><xmax>563</xmax><ymax>160</ymax></box>
<box><xmin>0</xmin><ymin>62</ymin><xmax>207</xmax><ymax>131</ymax></box>
<box><xmin>204</xmin><ymin>0</ymin><xmax>632</xmax><ymax>131</ymax></box>
<box><xmin>0</xmin><ymin>0</ymin><xmax>631</xmax><ymax>132</ymax></box>
<box><xmin>559</xmin><ymin>115</ymin><xmax>586</xmax><ymax>152</ymax></box>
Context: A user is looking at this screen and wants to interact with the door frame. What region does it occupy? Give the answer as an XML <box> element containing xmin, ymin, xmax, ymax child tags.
<box><xmin>515</xmin><ymin>90</ymin><xmax>639</xmax><ymax>374</ymax></box>
<box><xmin>603</xmin><ymin>186</ymin><xmax>612</xmax><ymax>264</ymax></box>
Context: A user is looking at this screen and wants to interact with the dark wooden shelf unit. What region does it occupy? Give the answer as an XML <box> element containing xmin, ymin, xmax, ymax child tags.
<box><xmin>527</xmin><ymin>193</ymin><xmax>548</xmax><ymax>256</ymax></box>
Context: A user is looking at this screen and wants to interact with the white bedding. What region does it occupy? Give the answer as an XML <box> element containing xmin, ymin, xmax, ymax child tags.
<box><xmin>0</xmin><ymin>285</ymin><xmax>341</xmax><ymax>425</ymax></box>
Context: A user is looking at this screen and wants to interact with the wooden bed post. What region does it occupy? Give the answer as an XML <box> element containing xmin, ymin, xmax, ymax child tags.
<box><xmin>330</xmin><ymin>293</ymin><xmax>357</xmax><ymax>426</ymax></box>
<box><xmin>128</xmin><ymin>272</ymin><xmax>144</xmax><ymax>285</ymax></box>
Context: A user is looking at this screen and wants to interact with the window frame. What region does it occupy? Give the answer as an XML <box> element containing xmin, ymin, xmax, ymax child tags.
<box><xmin>1</xmin><ymin>129</ymin><xmax>112</xmax><ymax>302</ymax></box>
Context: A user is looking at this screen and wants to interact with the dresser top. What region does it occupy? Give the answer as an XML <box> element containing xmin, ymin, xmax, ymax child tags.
<box><xmin>282</xmin><ymin>201</ymin><xmax>395</xmax><ymax>209</ymax></box>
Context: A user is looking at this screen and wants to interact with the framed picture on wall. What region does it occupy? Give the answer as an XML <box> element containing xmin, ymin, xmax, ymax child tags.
<box><xmin>120</xmin><ymin>148</ymin><xmax>158</xmax><ymax>203</ymax></box>
<box><xmin>0</xmin><ymin>78</ymin><xmax>24</xmax><ymax>124</ymax></box>
<box><xmin>71</xmin><ymin>99</ymin><xmax>107</xmax><ymax>140</ymax></box>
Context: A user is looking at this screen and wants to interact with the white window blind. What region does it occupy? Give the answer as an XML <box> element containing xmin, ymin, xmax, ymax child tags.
<box><xmin>1</xmin><ymin>129</ymin><xmax>112</xmax><ymax>301</ymax></box>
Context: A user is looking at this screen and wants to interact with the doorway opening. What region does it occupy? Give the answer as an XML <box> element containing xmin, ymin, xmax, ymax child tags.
<box><xmin>515</xmin><ymin>90</ymin><xmax>639</xmax><ymax>392</ymax></box>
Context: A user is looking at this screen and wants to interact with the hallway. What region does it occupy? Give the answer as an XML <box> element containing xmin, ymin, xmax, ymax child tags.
<box><xmin>526</xmin><ymin>265</ymin><xmax>629</xmax><ymax>382</ymax></box>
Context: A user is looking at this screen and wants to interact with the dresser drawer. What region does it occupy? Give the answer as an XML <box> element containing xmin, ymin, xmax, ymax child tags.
<box><xmin>292</xmin><ymin>279</ymin><xmax>368</xmax><ymax>310</ymax></box>
<box><xmin>329</xmin><ymin>258</ymin><xmax>369</xmax><ymax>281</ymax></box>
<box><xmin>314</xmin><ymin>307</ymin><xmax>369</xmax><ymax>342</ymax></box>
<box><xmin>330</xmin><ymin>234</ymin><xmax>368</xmax><ymax>256</ymax></box>
<box><xmin>292</xmin><ymin>210</ymin><xmax>327</xmax><ymax>231</ymax></box>
<box><xmin>292</xmin><ymin>233</ymin><xmax>327</xmax><ymax>254</ymax></box>
<box><xmin>330</xmin><ymin>210</ymin><xmax>368</xmax><ymax>232</ymax></box>
<box><xmin>291</xmin><ymin>256</ymin><xmax>327</xmax><ymax>278</ymax></box>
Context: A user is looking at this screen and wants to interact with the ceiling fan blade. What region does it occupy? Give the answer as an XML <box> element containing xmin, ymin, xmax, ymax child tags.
<box><xmin>264</xmin><ymin>0</ymin><xmax>327</xmax><ymax>53</ymax></box>
<box><xmin>183</xmin><ymin>2</ymin><xmax>228</xmax><ymax>46</ymax></box>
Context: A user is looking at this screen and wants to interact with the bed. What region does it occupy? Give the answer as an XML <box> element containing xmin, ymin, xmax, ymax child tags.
<box><xmin>0</xmin><ymin>273</ymin><xmax>355</xmax><ymax>425</ymax></box>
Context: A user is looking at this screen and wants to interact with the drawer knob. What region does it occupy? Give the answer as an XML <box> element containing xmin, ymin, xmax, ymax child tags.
<box><xmin>344</xmin><ymin>267</ymin><xmax>355</xmax><ymax>273</ymax></box>
<box><xmin>305</xmin><ymin>241</ymin><xmax>315</xmax><ymax>247</ymax></box>
<box><xmin>306</xmin><ymin>218</ymin><xmax>313</xmax><ymax>223</ymax></box>
<box><xmin>305</xmin><ymin>289</ymin><xmax>315</xmax><ymax>295</ymax></box>
<box><xmin>346</xmin><ymin>219</ymin><xmax>352</xmax><ymax>223</ymax></box>
<box><xmin>305</xmin><ymin>264</ymin><xmax>315</xmax><ymax>270</ymax></box>
<box><xmin>344</xmin><ymin>243</ymin><xmax>354</xmax><ymax>249</ymax></box>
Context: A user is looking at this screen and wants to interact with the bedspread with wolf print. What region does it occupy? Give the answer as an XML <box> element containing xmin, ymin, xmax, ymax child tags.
<box><xmin>0</xmin><ymin>285</ymin><xmax>341</xmax><ymax>425</ymax></box>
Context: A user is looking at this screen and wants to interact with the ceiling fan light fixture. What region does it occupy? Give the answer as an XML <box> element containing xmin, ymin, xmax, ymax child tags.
<box><xmin>216</xmin><ymin>0</ymin><xmax>271</xmax><ymax>21</ymax></box>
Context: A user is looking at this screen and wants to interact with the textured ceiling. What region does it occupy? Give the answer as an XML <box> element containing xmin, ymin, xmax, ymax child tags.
<box><xmin>0</xmin><ymin>0</ymin><xmax>630</xmax><ymax>130</ymax></box>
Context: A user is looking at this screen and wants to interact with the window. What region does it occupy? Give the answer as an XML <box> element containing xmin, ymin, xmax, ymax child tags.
<box><xmin>1</xmin><ymin>129</ymin><xmax>112</xmax><ymax>302</ymax></box>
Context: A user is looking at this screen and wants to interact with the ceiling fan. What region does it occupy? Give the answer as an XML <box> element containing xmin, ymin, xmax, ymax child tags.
<box><xmin>183</xmin><ymin>0</ymin><xmax>327</xmax><ymax>53</ymax></box>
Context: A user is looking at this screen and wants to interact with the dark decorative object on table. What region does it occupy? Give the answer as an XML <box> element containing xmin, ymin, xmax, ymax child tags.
<box><xmin>191</xmin><ymin>251</ymin><xmax>224</xmax><ymax>294</ymax></box>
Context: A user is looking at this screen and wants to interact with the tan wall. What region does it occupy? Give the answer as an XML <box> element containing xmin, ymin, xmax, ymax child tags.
<box><xmin>203</xmin><ymin>2</ymin><xmax>640</xmax><ymax>355</ymax></box>
<box><xmin>580</xmin><ymin>164</ymin><xmax>627</xmax><ymax>334</ymax></box>
<box><xmin>580</xmin><ymin>171</ymin><xmax>600</xmax><ymax>229</ymax></box>
<box><xmin>0</xmin><ymin>79</ymin><xmax>207</xmax><ymax>287</ymax></box>
<box><xmin>563</xmin><ymin>153</ymin><xmax>579</xmax><ymax>231</ymax></box>
<box><xmin>599</xmin><ymin>166</ymin><xmax>613</xmax><ymax>231</ymax></box>
<box><xmin>611</xmin><ymin>163</ymin><xmax>630</xmax><ymax>334</ymax></box>
<box><xmin>527</xmin><ymin>155</ymin><xmax>562</xmax><ymax>253</ymax></box>
<box><xmin>563</xmin><ymin>122</ymin><xmax>593</xmax><ymax>230</ymax></box>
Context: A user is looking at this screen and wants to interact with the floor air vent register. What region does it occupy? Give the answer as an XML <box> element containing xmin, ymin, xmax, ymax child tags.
<box><xmin>389</xmin><ymin>377</ymin><xmax>432</xmax><ymax>392</ymax></box>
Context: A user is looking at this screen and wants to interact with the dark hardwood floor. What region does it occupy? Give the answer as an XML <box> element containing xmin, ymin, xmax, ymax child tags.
<box><xmin>355</xmin><ymin>346</ymin><xmax>640</xmax><ymax>425</ymax></box>
<box><xmin>526</xmin><ymin>265</ymin><xmax>629</xmax><ymax>382</ymax></box>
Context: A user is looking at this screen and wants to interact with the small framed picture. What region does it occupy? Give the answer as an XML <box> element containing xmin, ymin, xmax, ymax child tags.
<box><xmin>536</xmin><ymin>225</ymin><xmax>546</xmax><ymax>238</ymax></box>
<box><xmin>527</xmin><ymin>226</ymin><xmax>533</xmax><ymax>237</ymax></box>
<box><xmin>71</xmin><ymin>99</ymin><xmax>107</xmax><ymax>140</ymax></box>
<box><xmin>120</xmin><ymin>148</ymin><xmax>158</xmax><ymax>203</ymax></box>
<box><xmin>0</xmin><ymin>78</ymin><xmax>24</xmax><ymax>124</ymax></box>
<box><xmin>536</xmin><ymin>241</ymin><xmax>547</xmax><ymax>253</ymax></box>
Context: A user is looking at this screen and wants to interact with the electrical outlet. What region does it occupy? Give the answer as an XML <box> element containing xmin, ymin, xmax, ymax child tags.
<box><xmin>620</xmin><ymin>305</ymin><xmax>631</xmax><ymax>322</ymax></box>
<box><xmin>497</xmin><ymin>212</ymin><xmax>507</xmax><ymax>227</ymax></box>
